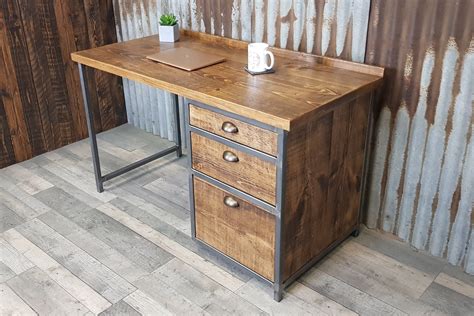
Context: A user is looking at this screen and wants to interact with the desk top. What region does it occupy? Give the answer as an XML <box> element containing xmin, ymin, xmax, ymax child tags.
<box><xmin>71</xmin><ymin>31</ymin><xmax>383</xmax><ymax>131</ymax></box>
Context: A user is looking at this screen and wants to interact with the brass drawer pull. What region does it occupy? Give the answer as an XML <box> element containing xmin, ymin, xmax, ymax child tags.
<box><xmin>221</xmin><ymin>121</ymin><xmax>238</xmax><ymax>134</ymax></box>
<box><xmin>224</xmin><ymin>196</ymin><xmax>239</xmax><ymax>208</ymax></box>
<box><xmin>223</xmin><ymin>150</ymin><xmax>239</xmax><ymax>162</ymax></box>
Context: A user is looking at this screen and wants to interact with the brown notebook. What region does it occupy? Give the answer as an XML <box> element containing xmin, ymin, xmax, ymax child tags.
<box><xmin>146</xmin><ymin>47</ymin><xmax>226</xmax><ymax>71</ymax></box>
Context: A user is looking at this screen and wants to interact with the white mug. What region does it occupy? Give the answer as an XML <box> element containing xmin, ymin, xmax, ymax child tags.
<box><xmin>248</xmin><ymin>43</ymin><xmax>274</xmax><ymax>72</ymax></box>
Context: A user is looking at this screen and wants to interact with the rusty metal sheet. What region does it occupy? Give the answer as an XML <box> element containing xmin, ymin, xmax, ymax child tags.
<box><xmin>365</xmin><ymin>0</ymin><xmax>473</xmax><ymax>273</ymax></box>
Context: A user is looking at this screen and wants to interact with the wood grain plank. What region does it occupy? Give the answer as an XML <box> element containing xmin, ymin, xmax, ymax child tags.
<box><xmin>420</xmin><ymin>282</ymin><xmax>474</xmax><ymax>315</ymax></box>
<box><xmin>236</xmin><ymin>278</ymin><xmax>330</xmax><ymax>315</ymax></box>
<box><xmin>99</xmin><ymin>300</ymin><xmax>141</xmax><ymax>316</ymax></box>
<box><xmin>39</xmin><ymin>210</ymin><xmax>149</xmax><ymax>283</ymax></box>
<box><xmin>4</xmin><ymin>229</ymin><xmax>111</xmax><ymax>314</ymax></box>
<box><xmin>301</xmin><ymin>269</ymin><xmax>407</xmax><ymax>316</ymax></box>
<box><xmin>191</xmin><ymin>132</ymin><xmax>277</xmax><ymax>205</ymax></box>
<box><xmin>0</xmin><ymin>261</ymin><xmax>15</xmax><ymax>282</ymax></box>
<box><xmin>71</xmin><ymin>31</ymin><xmax>383</xmax><ymax>131</ymax></box>
<box><xmin>322</xmin><ymin>242</ymin><xmax>435</xmax><ymax>298</ymax></box>
<box><xmin>0</xmin><ymin>0</ymin><xmax>46</xmax><ymax>157</ymax></box>
<box><xmin>15</xmin><ymin>218</ymin><xmax>136</xmax><ymax>303</ymax></box>
<box><xmin>144</xmin><ymin>177</ymin><xmax>190</xmax><ymax>211</ymax></box>
<box><xmin>35</xmin><ymin>0</ymin><xmax>76</xmax><ymax>146</ymax></box>
<box><xmin>144</xmin><ymin>258</ymin><xmax>264</xmax><ymax>315</ymax></box>
<box><xmin>288</xmin><ymin>282</ymin><xmax>357</xmax><ymax>316</ymax></box>
<box><xmin>84</xmin><ymin>0</ymin><xmax>112</xmax><ymax>131</ymax></box>
<box><xmin>116</xmin><ymin>182</ymin><xmax>189</xmax><ymax>223</ymax></box>
<box><xmin>29</xmin><ymin>167</ymin><xmax>102</xmax><ymax>210</ymax></box>
<box><xmin>7</xmin><ymin>267</ymin><xmax>91</xmax><ymax>315</ymax></box>
<box><xmin>107</xmin><ymin>196</ymin><xmax>252</xmax><ymax>282</ymax></box>
<box><xmin>123</xmin><ymin>290</ymin><xmax>174</xmax><ymax>316</ymax></box>
<box><xmin>282</xmin><ymin>108</ymin><xmax>334</xmax><ymax>280</ymax></box>
<box><xmin>189</xmin><ymin>103</ymin><xmax>278</xmax><ymax>156</ymax></box>
<box><xmin>318</xmin><ymin>242</ymin><xmax>441</xmax><ymax>315</ymax></box>
<box><xmin>17</xmin><ymin>0</ymin><xmax>57</xmax><ymax>151</ymax></box>
<box><xmin>98</xmin><ymin>0</ymin><xmax>126</xmax><ymax>128</ymax></box>
<box><xmin>95</xmin><ymin>202</ymin><xmax>245</xmax><ymax>291</ymax></box>
<box><xmin>0</xmin><ymin>0</ymin><xmax>124</xmax><ymax>168</ymax></box>
<box><xmin>0</xmin><ymin>189</ymin><xmax>43</xmax><ymax>220</ymax></box>
<box><xmin>132</xmin><ymin>267</ymin><xmax>210</xmax><ymax>315</ymax></box>
<box><xmin>194</xmin><ymin>177</ymin><xmax>275</xmax><ymax>281</ymax></box>
<box><xmin>442</xmin><ymin>264</ymin><xmax>474</xmax><ymax>288</ymax></box>
<box><xmin>42</xmin><ymin>159</ymin><xmax>115</xmax><ymax>202</ymax></box>
<box><xmin>35</xmin><ymin>187</ymin><xmax>172</xmax><ymax>273</ymax></box>
<box><xmin>0</xmin><ymin>237</ymin><xmax>35</xmax><ymax>274</ymax></box>
<box><xmin>112</xmin><ymin>188</ymin><xmax>190</xmax><ymax>234</ymax></box>
<box><xmin>0</xmin><ymin>173</ymin><xmax>52</xmax><ymax>214</ymax></box>
<box><xmin>0</xmin><ymin>2</ymin><xmax>33</xmax><ymax>162</ymax></box>
<box><xmin>53</xmin><ymin>0</ymin><xmax>88</xmax><ymax>139</ymax></box>
<box><xmin>0</xmin><ymin>203</ymin><xmax>24</xmax><ymax>233</ymax></box>
<box><xmin>355</xmin><ymin>228</ymin><xmax>447</xmax><ymax>276</ymax></box>
<box><xmin>434</xmin><ymin>273</ymin><xmax>474</xmax><ymax>299</ymax></box>
<box><xmin>0</xmin><ymin>283</ymin><xmax>36</xmax><ymax>316</ymax></box>
<box><xmin>282</xmin><ymin>94</ymin><xmax>371</xmax><ymax>281</ymax></box>
<box><xmin>2</xmin><ymin>163</ymin><xmax>53</xmax><ymax>194</ymax></box>
<box><xmin>0</xmin><ymin>97</ymin><xmax>15</xmax><ymax>167</ymax></box>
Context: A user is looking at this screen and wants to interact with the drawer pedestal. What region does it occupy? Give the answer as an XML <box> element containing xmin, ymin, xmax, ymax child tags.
<box><xmin>185</xmin><ymin>96</ymin><xmax>373</xmax><ymax>301</ymax></box>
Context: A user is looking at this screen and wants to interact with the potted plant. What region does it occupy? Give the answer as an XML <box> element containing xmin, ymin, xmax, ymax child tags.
<box><xmin>159</xmin><ymin>14</ymin><xmax>179</xmax><ymax>42</ymax></box>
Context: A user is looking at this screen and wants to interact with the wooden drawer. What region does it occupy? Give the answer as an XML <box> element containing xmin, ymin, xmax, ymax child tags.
<box><xmin>191</xmin><ymin>132</ymin><xmax>276</xmax><ymax>205</ymax></box>
<box><xmin>194</xmin><ymin>177</ymin><xmax>275</xmax><ymax>281</ymax></box>
<box><xmin>189</xmin><ymin>104</ymin><xmax>278</xmax><ymax>156</ymax></box>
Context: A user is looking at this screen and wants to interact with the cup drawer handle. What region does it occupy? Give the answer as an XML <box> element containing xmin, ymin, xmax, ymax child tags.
<box><xmin>224</xmin><ymin>196</ymin><xmax>239</xmax><ymax>208</ymax></box>
<box><xmin>221</xmin><ymin>121</ymin><xmax>238</xmax><ymax>134</ymax></box>
<box><xmin>223</xmin><ymin>150</ymin><xmax>239</xmax><ymax>162</ymax></box>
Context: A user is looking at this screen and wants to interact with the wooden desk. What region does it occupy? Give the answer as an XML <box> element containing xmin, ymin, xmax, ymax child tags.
<box><xmin>72</xmin><ymin>30</ymin><xmax>384</xmax><ymax>301</ymax></box>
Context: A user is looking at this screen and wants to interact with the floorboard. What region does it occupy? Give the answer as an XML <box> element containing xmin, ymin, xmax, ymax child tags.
<box><xmin>98</xmin><ymin>300</ymin><xmax>141</xmax><ymax>316</ymax></box>
<box><xmin>0</xmin><ymin>124</ymin><xmax>472</xmax><ymax>315</ymax></box>
<box><xmin>7</xmin><ymin>267</ymin><xmax>91</xmax><ymax>315</ymax></box>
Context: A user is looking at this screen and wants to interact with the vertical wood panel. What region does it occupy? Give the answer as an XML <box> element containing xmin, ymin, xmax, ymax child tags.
<box><xmin>0</xmin><ymin>0</ymin><xmax>125</xmax><ymax>168</ymax></box>
<box><xmin>0</xmin><ymin>7</ymin><xmax>33</xmax><ymax>163</ymax></box>
<box><xmin>1</xmin><ymin>0</ymin><xmax>48</xmax><ymax>156</ymax></box>
<box><xmin>0</xmin><ymin>97</ymin><xmax>15</xmax><ymax>167</ymax></box>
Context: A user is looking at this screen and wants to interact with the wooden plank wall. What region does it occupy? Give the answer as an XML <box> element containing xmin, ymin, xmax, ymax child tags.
<box><xmin>0</xmin><ymin>0</ymin><xmax>126</xmax><ymax>168</ymax></box>
<box><xmin>114</xmin><ymin>0</ymin><xmax>473</xmax><ymax>274</ymax></box>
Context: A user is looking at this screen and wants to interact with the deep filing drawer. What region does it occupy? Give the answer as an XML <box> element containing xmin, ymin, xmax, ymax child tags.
<box><xmin>191</xmin><ymin>132</ymin><xmax>277</xmax><ymax>205</ymax></box>
<box><xmin>189</xmin><ymin>104</ymin><xmax>278</xmax><ymax>156</ymax></box>
<box><xmin>193</xmin><ymin>177</ymin><xmax>275</xmax><ymax>281</ymax></box>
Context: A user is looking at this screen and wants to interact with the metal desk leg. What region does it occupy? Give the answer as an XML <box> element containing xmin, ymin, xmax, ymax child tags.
<box><xmin>273</xmin><ymin>130</ymin><xmax>288</xmax><ymax>301</ymax></box>
<box><xmin>78</xmin><ymin>63</ymin><xmax>104</xmax><ymax>193</ymax></box>
<box><xmin>174</xmin><ymin>94</ymin><xmax>183</xmax><ymax>157</ymax></box>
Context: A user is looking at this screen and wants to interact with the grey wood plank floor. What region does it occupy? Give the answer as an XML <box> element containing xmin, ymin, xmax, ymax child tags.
<box><xmin>1</xmin><ymin>124</ymin><xmax>473</xmax><ymax>316</ymax></box>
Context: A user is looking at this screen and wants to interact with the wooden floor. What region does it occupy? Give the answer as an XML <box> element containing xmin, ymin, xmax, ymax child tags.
<box><xmin>1</xmin><ymin>124</ymin><xmax>473</xmax><ymax>316</ymax></box>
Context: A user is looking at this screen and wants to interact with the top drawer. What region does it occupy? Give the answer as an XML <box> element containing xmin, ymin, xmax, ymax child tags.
<box><xmin>189</xmin><ymin>104</ymin><xmax>278</xmax><ymax>156</ymax></box>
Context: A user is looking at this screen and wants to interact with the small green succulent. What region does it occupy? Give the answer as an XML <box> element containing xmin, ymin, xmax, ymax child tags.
<box><xmin>159</xmin><ymin>14</ymin><xmax>178</xmax><ymax>26</ymax></box>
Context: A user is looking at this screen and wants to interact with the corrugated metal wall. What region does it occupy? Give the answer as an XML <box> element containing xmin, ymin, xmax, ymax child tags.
<box><xmin>112</xmin><ymin>0</ymin><xmax>473</xmax><ymax>274</ymax></box>
<box><xmin>365</xmin><ymin>0</ymin><xmax>473</xmax><ymax>274</ymax></box>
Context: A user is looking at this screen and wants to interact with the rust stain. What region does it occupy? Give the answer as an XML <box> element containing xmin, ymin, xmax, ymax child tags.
<box><xmin>366</xmin><ymin>0</ymin><xmax>473</xmax><ymax>273</ymax></box>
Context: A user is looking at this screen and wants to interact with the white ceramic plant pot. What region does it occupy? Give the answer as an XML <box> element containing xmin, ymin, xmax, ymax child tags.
<box><xmin>159</xmin><ymin>24</ymin><xmax>180</xmax><ymax>42</ymax></box>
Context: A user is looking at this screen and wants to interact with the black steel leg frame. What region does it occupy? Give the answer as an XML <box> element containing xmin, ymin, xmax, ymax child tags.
<box><xmin>183</xmin><ymin>98</ymin><xmax>289</xmax><ymax>301</ymax></box>
<box><xmin>78</xmin><ymin>63</ymin><xmax>183</xmax><ymax>192</ymax></box>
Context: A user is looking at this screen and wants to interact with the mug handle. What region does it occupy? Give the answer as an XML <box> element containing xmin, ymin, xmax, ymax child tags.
<box><xmin>265</xmin><ymin>51</ymin><xmax>275</xmax><ymax>70</ymax></box>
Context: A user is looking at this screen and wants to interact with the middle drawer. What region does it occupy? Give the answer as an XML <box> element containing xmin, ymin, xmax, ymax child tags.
<box><xmin>191</xmin><ymin>132</ymin><xmax>277</xmax><ymax>205</ymax></box>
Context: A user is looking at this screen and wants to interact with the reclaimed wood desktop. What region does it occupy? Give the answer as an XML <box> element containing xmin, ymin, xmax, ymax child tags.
<box><xmin>71</xmin><ymin>30</ymin><xmax>384</xmax><ymax>301</ymax></box>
